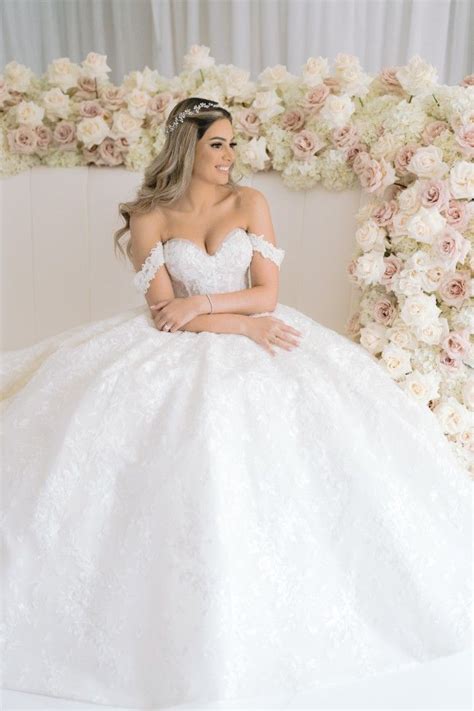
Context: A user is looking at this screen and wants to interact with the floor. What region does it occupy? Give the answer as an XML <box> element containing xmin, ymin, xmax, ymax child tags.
<box><xmin>2</xmin><ymin>649</ymin><xmax>471</xmax><ymax>711</ymax></box>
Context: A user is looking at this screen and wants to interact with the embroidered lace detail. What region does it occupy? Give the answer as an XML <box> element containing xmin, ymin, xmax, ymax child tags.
<box><xmin>248</xmin><ymin>232</ymin><xmax>285</xmax><ymax>267</ymax></box>
<box><xmin>133</xmin><ymin>241</ymin><xmax>165</xmax><ymax>294</ymax></box>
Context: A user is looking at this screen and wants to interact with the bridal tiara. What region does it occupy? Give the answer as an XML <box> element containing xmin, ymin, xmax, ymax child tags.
<box><xmin>165</xmin><ymin>101</ymin><xmax>220</xmax><ymax>135</ymax></box>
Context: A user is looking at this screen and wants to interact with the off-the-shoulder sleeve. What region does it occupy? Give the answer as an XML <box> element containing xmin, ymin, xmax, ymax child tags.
<box><xmin>132</xmin><ymin>240</ymin><xmax>165</xmax><ymax>295</ymax></box>
<box><xmin>248</xmin><ymin>232</ymin><xmax>285</xmax><ymax>267</ymax></box>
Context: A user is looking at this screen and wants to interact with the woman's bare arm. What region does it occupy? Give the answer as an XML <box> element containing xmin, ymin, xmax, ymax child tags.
<box><xmin>175</xmin><ymin>313</ymin><xmax>251</xmax><ymax>335</ymax></box>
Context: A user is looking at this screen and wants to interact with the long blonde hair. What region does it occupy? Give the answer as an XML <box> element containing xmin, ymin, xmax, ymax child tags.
<box><xmin>113</xmin><ymin>97</ymin><xmax>241</xmax><ymax>262</ymax></box>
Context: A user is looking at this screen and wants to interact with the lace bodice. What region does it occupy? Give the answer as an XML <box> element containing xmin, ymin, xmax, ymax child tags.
<box><xmin>132</xmin><ymin>227</ymin><xmax>285</xmax><ymax>297</ymax></box>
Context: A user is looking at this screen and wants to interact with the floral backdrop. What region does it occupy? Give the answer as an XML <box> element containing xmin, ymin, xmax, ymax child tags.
<box><xmin>1</xmin><ymin>45</ymin><xmax>473</xmax><ymax>474</ymax></box>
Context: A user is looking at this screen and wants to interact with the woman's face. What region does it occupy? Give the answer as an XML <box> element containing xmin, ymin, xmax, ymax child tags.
<box><xmin>193</xmin><ymin>118</ymin><xmax>236</xmax><ymax>184</ymax></box>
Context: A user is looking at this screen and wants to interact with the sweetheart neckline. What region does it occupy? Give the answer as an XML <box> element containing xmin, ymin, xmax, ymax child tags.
<box><xmin>162</xmin><ymin>226</ymin><xmax>247</xmax><ymax>257</ymax></box>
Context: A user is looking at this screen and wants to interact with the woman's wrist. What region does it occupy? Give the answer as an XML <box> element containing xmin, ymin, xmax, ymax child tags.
<box><xmin>192</xmin><ymin>294</ymin><xmax>212</xmax><ymax>315</ymax></box>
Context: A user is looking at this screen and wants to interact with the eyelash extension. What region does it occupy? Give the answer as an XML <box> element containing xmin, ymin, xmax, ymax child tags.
<box><xmin>212</xmin><ymin>142</ymin><xmax>237</xmax><ymax>148</ymax></box>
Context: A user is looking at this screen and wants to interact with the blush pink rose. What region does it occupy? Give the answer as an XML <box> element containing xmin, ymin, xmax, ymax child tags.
<box><xmin>346</xmin><ymin>259</ymin><xmax>360</xmax><ymax>284</ymax></box>
<box><xmin>346</xmin><ymin>311</ymin><xmax>361</xmax><ymax>337</ymax></box>
<box><xmin>419</xmin><ymin>179</ymin><xmax>450</xmax><ymax>210</ymax></box>
<box><xmin>373</xmin><ymin>297</ymin><xmax>397</xmax><ymax>325</ymax></box>
<box><xmin>292</xmin><ymin>130</ymin><xmax>325</xmax><ymax>160</ymax></box>
<box><xmin>444</xmin><ymin>198</ymin><xmax>470</xmax><ymax>231</ymax></box>
<box><xmin>79</xmin><ymin>100</ymin><xmax>104</xmax><ymax>118</ymax></box>
<box><xmin>460</xmin><ymin>74</ymin><xmax>474</xmax><ymax>87</ymax></box>
<box><xmin>421</xmin><ymin>120</ymin><xmax>450</xmax><ymax>146</ymax></box>
<box><xmin>347</xmin><ymin>142</ymin><xmax>370</xmax><ymax>167</ymax></box>
<box><xmin>394</xmin><ymin>144</ymin><xmax>419</xmax><ymax>176</ymax></box>
<box><xmin>441</xmin><ymin>329</ymin><xmax>470</xmax><ymax>360</ymax></box>
<box><xmin>301</xmin><ymin>84</ymin><xmax>330</xmax><ymax>114</ymax></box>
<box><xmin>99</xmin><ymin>84</ymin><xmax>126</xmax><ymax>111</ymax></box>
<box><xmin>371</xmin><ymin>199</ymin><xmax>398</xmax><ymax>227</ymax></box>
<box><xmin>281</xmin><ymin>109</ymin><xmax>306</xmax><ymax>132</ymax></box>
<box><xmin>439</xmin><ymin>351</ymin><xmax>462</xmax><ymax>371</ymax></box>
<box><xmin>352</xmin><ymin>150</ymin><xmax>372</xmax><ymax>175</ymax></box>
<box><xmin>358</xmin><ymin>158</ymin><xmax>385</xmax><ymax>192</ymax></box>
<box><xmin>236</xmin><ymin>109</ymin><xmax>261</xmax><ymax>137</ymax></box>
<box><xmin>381</xmin><ymin>255</ymin><xmax>403</xmax><ymax>286</ymax></box>
<box><xmin>438</xmin><ymin>270</ymin><xmax>470</xmax><ymax>306</ymax></box>
<box><xmin>332</xmin><ymin>124</ymin><xmax>359</xmax><ymax>150</ymax></box>
<box><xmin>379</xmin><ymin>68</ymin><xmax>404</xmax><ymax>94</ymax></box>
<box><xmin>7</xmin><ymin>125</ymin><xmax>37</xmax><ymax>153</ymax></box>
<box><xmin>323</xmin><ymin>77</ymin><xmax>342</xmax><ymax>93</ymax></box>
<box><xmin>97</xmin><ymin>137</ymin><xmax>125</xmax><ymax>166</ymax></box>
<box><xmin>82</xmin><ymin>144</ymin><xmax>101</xmax><ymax>165</ymax></box>
<box><xmin>454</xmin><ymin>123</ymin><xmax>474</xmax><ymax>157</ymax></box>
<box><xmin>35</xmin><ymin>124</ymin><xmax>53</xmax><ymax>152</ymax></box>
<box><xmin>147</xmin><ymin>92</ymin><xmax>173</xmax><ymax>119</ymax></box>
<box><xmin>53</xmin><ymin>121</ymin><xmax>77</xmax><ymax>150</ymax></box>
<box><xmin>75</xmin><ymin>75</ymin><xmax>98</xmax><ymax>99</ymax></box>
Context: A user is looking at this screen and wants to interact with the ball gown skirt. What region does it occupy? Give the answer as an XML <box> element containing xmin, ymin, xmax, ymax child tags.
<box><xmin>0</xmin><ymin>228</ymin><xmax>471</xmax><ymax>707</ymax></box>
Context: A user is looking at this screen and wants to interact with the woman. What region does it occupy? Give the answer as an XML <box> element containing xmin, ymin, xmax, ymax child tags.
<box><xmin>1</xmin><ymin>97</ymin><xmax>471</xmax><ymax>708</ymax></box>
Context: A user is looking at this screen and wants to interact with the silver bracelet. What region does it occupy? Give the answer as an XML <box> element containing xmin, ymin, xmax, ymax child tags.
<box><xmin>205</xmin><ymin>293</ymin><xmax>213</xmax><ymax>313</ymax></box>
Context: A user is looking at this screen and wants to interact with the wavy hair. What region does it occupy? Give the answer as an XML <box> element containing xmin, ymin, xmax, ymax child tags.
<box><xmin>113</xmin><ymin>97</ymin><xmax>241</xmax><ymax>261</ymax></box>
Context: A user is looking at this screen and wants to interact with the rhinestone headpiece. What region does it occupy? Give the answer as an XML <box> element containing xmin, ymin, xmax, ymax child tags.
<box><xmin>165</xmin><ymin>101</ymin><xmax>219</xmax><ymax>135</ymax></box>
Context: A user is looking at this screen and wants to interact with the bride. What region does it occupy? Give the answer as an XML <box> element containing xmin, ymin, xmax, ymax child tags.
<box><xmin>1</xmin><ymin>97</ymin><xmax>471</xmax><ymax>708</ymax></box>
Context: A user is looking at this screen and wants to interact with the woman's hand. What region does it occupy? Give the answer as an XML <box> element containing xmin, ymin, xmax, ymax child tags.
<box><xmin>150</xmin><ymin>296</ymin><xmax>203</xmax><ymax>332</ymax></box>
<box><xmin>244</xmin><ymin>316</ymin><xmax>303</xmax><ymax>356</ymax></box>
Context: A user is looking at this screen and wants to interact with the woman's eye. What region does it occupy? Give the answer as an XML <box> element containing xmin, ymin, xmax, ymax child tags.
<box><xmin>211</xmin><ymin>142</ymin><xmax>237</xmax><ymax>148</ymax></box>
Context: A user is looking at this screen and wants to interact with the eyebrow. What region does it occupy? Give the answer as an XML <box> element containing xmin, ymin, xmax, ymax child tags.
<box><xmin>208</xmin><ymin>136</ymin><xmax>235</xmax><ymax>141</ymax></box>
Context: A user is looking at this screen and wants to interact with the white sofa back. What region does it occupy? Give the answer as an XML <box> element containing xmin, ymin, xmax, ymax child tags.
<box><xmin>1</xmin><ymin>166</ymin><xmax>363</xmax><ymax>350</ymax></box>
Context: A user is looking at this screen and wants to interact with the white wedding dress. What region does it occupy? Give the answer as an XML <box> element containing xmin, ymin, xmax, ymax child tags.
<box><xmin>1</xmin><ymin>226</ymin><xmax>471</xmax><ymax>708</ymax></box>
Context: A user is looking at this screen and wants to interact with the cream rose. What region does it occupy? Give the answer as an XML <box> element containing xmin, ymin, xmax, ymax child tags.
<box><xmin>15</xmin><ymin>100</ymin><xmax>45</xmax><ymax>127</ymax></box>
<box><xmin>109</xmin><ymin>110</ymin><xmax>142</xmax><ymax>142</ymax></box>
<box><xmin>381</xmin><ymin>343</ymin><xmax>412</xmax><ymax>378</ymax></box>
<box><xmin>449</xmin><ymin>161</ymin><xmax>474</xmax><ymax>199</ymax></box>
<box><xmin>407</xmin><ymin>146</ymin><xmax>448</xmax><ymax>179</ymax></box>
<box><xmin>414</xmin><ymin>317</ymin><xmax>449</xmax><ymax>345</ymax></box>
<box><xmin>354</xmin><ymin>250</ymin><xmax>386</xmax><ymax>285</ymax></box>
<box><xmin>183</xmin><ymin>44</ymin><xmax>215</xmax><ymax>72</ymax></box>
<box><xmin>400</xmin><ymin>293</ymin><xmax>441</xmax><ymax>327</ymax></box>
<box><xmin>402</xmin><ymin>370</ymin><xmax>440</xmax><ymax>404</ymax></box>
<box><xmin>81</xmin><ymin>52</ymin><xmax>112</xmax><ymax>80</ymax></box>
<box><xmin>76</xmin><ymin>116</ymin><xmax>110</xmax><ymax>148</ymax></box>
<box><xmin>4</xmin><ymin>60</ymin><xmax>34</xmax><ymax>92</ymax></box>
<box><xmin>302</xmin><ymin>57</ymin><xmax>330</xmax><ymax>86</ymax></box>
<box><xmin>406</xmin><ymin>206</ymin><xmax>446</xmax><ymax>244</ymax></box>
<box><xmin>42</xmin><ymin>87</ymin><xmax>70</xmax><ymax>120</ymax></box>
<box><xmin>319</xmin><ymin>94</ymin><xmax>355</xmax><ymax>128</ymax></box>
<box><xmin>126</xmin><ymin>89</ymin><xmax>150</xmax><ymax>119</ymax></box>
<box><xmin>355</xmin><ymin>220</ymin><xmax>386</xmax><ymax>252</ymax></box>
<box><xmin>360</xmin><ymin>323</ymin><xmax>388</xmax><ymax>354</ymax></box>
<box><xmin>395</xmin><ymin>55</ymin><xmax>438</xmax><ymax>96</ymax></box>
<box><xmin>433</xmin><ymin>397</ymin><xmax>467</xmax><ymax>434</ymax></box>
<box><xmin>47</xmin><ymin>57</ymin><xmax>80</xmax><ymax>91</ymax></box>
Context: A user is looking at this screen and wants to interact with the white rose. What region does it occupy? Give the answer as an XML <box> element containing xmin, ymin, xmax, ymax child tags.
<box><xmin>406</xmin><ymin>206</ymin><xmax>446</xmax><ymax>244</ymax></box>
<box><xmin>354</xmin><ymin>250</ymin><xmax>386</xmax><ymax>285</ymax></box>
<box><xmin>371</xmin><ymin>133</ymin><xmax>399</xmax><ymax>162</ymax></box>
<box><xmin>355</xmin><ymin>219</ymin><xmax>386</xmax><ymax>252</ymax></box>
<box><xmin>333</xmin><ymin>53</ymin><xmax>372</xmax><ymax>97</ymax></box>
<box><xmin>360</xmin><ymin>323</ymin><xmax>388</xmax><ymax>354</ymax></box>
<box><xmin>109</xmin><ymin>110</ymin><xmax>142</xmax><ymax>142</ymax></box>
<box><xmin>76</xmin><ymin>116</ymin><xmax>110</xmax><ymax>148</ymax></box>
<box><xmin>258</xmin><ymin>64</ymin><xmax>293</xmax><ymax>87</ymax></box>
<box><xmin>388</xmin><ymin>322</ymin><xmax>418</xmax><ymax>350</ymax></box>
<box><xmin>402</xmin><ymin>370</ymin><xmax>440</xmax><ymax>404</ymax></box>
<box><xmin>81</xmin><ymin>52</ymin><xmax>111</xmax><ymax>80</ymax></box>
<box><xmin>4</xmin><ymin>60</ymin><xmax>34</xmax><ymax>92</ymax></box>
<box><xmin>47</xmin><ymin>57</ymin><xmax>80</xmax><ymax>91</ymax></box>
<box><xmin>414</xmin><ymin>316</ymin><xmax>449</xmax><ymax>345</ymax></box>
<box><xmin>126</xmin><ymin>89</ymin><xmax>150</xmax><ymax>119</ymax></box>
<box><xmin>391</xmin><ymin>210</ymin><xmax>412</xmax><ymax>237</ymax></box>
<box><xmin>183</xmin><ymin>44</ymin><xmax>215</xmax><ymax>72</ymax></box>
<box><xmin>220</xmin><ymin>66</ymin><xmax>253</xmax><ymax>100</ymax></box>
<box><xmin>302</xmin><ymin>57</ymin><xmax>330</xmax><ymax>86</ymax></box>
<box><xmin>319</xmin><ymin>94</ymin><xmax>355</xmax><ymax>129</ymax></box>
<box><xmin>381</xmin><ymin>343</ymin><xmax>412</xmax><ymax>378</ymax></box>
<box><xmin>15</xmin><ymin>100</ymin><xmax>45</xmax><ymax>127</ymax></box>
<box><xmin>400</xmin><ymin>293</ymin><xmax>441</xmax><ymax>328</ymax></box>
<box><xmin>42</xmin><ymin>87</ymin><xmax>70</xmax><ymax>119</ymax></box>
<box><xmin>397</xmin><ymin>268</ymin><xmax>425</xmax><ymax>296</ymax></box>
<box><xmin>240</xmin><ymin>136</ymin><xmax>269</xmax><ymax>171</ymax></box>
<box><xmin>433</xmin><ymin>396</ymin><xmax>467</xmax><ymax>434</ymax></box>
<box><xmin>398</xmin><ymin>184</ymin><xmax>422</xmax><ymax>214</ymax></box>
<box><xmin>395</xmin><ymin>55</ymin><xmax>438</xmax><ymax>96</ymax></box>
<box><xmin>408</xmin><ymin>146</ymin><xmax>448</xmax><ymax>179</ymax></box>
<box><xmin>252</xmin><ymin>90</ymin><xmax>285</xmax><ymax>122</ymax></box>
<box><xmin>449</xmin><ymin>161</ymin><xmax>474</xmax><ymax>199</ymax></box>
